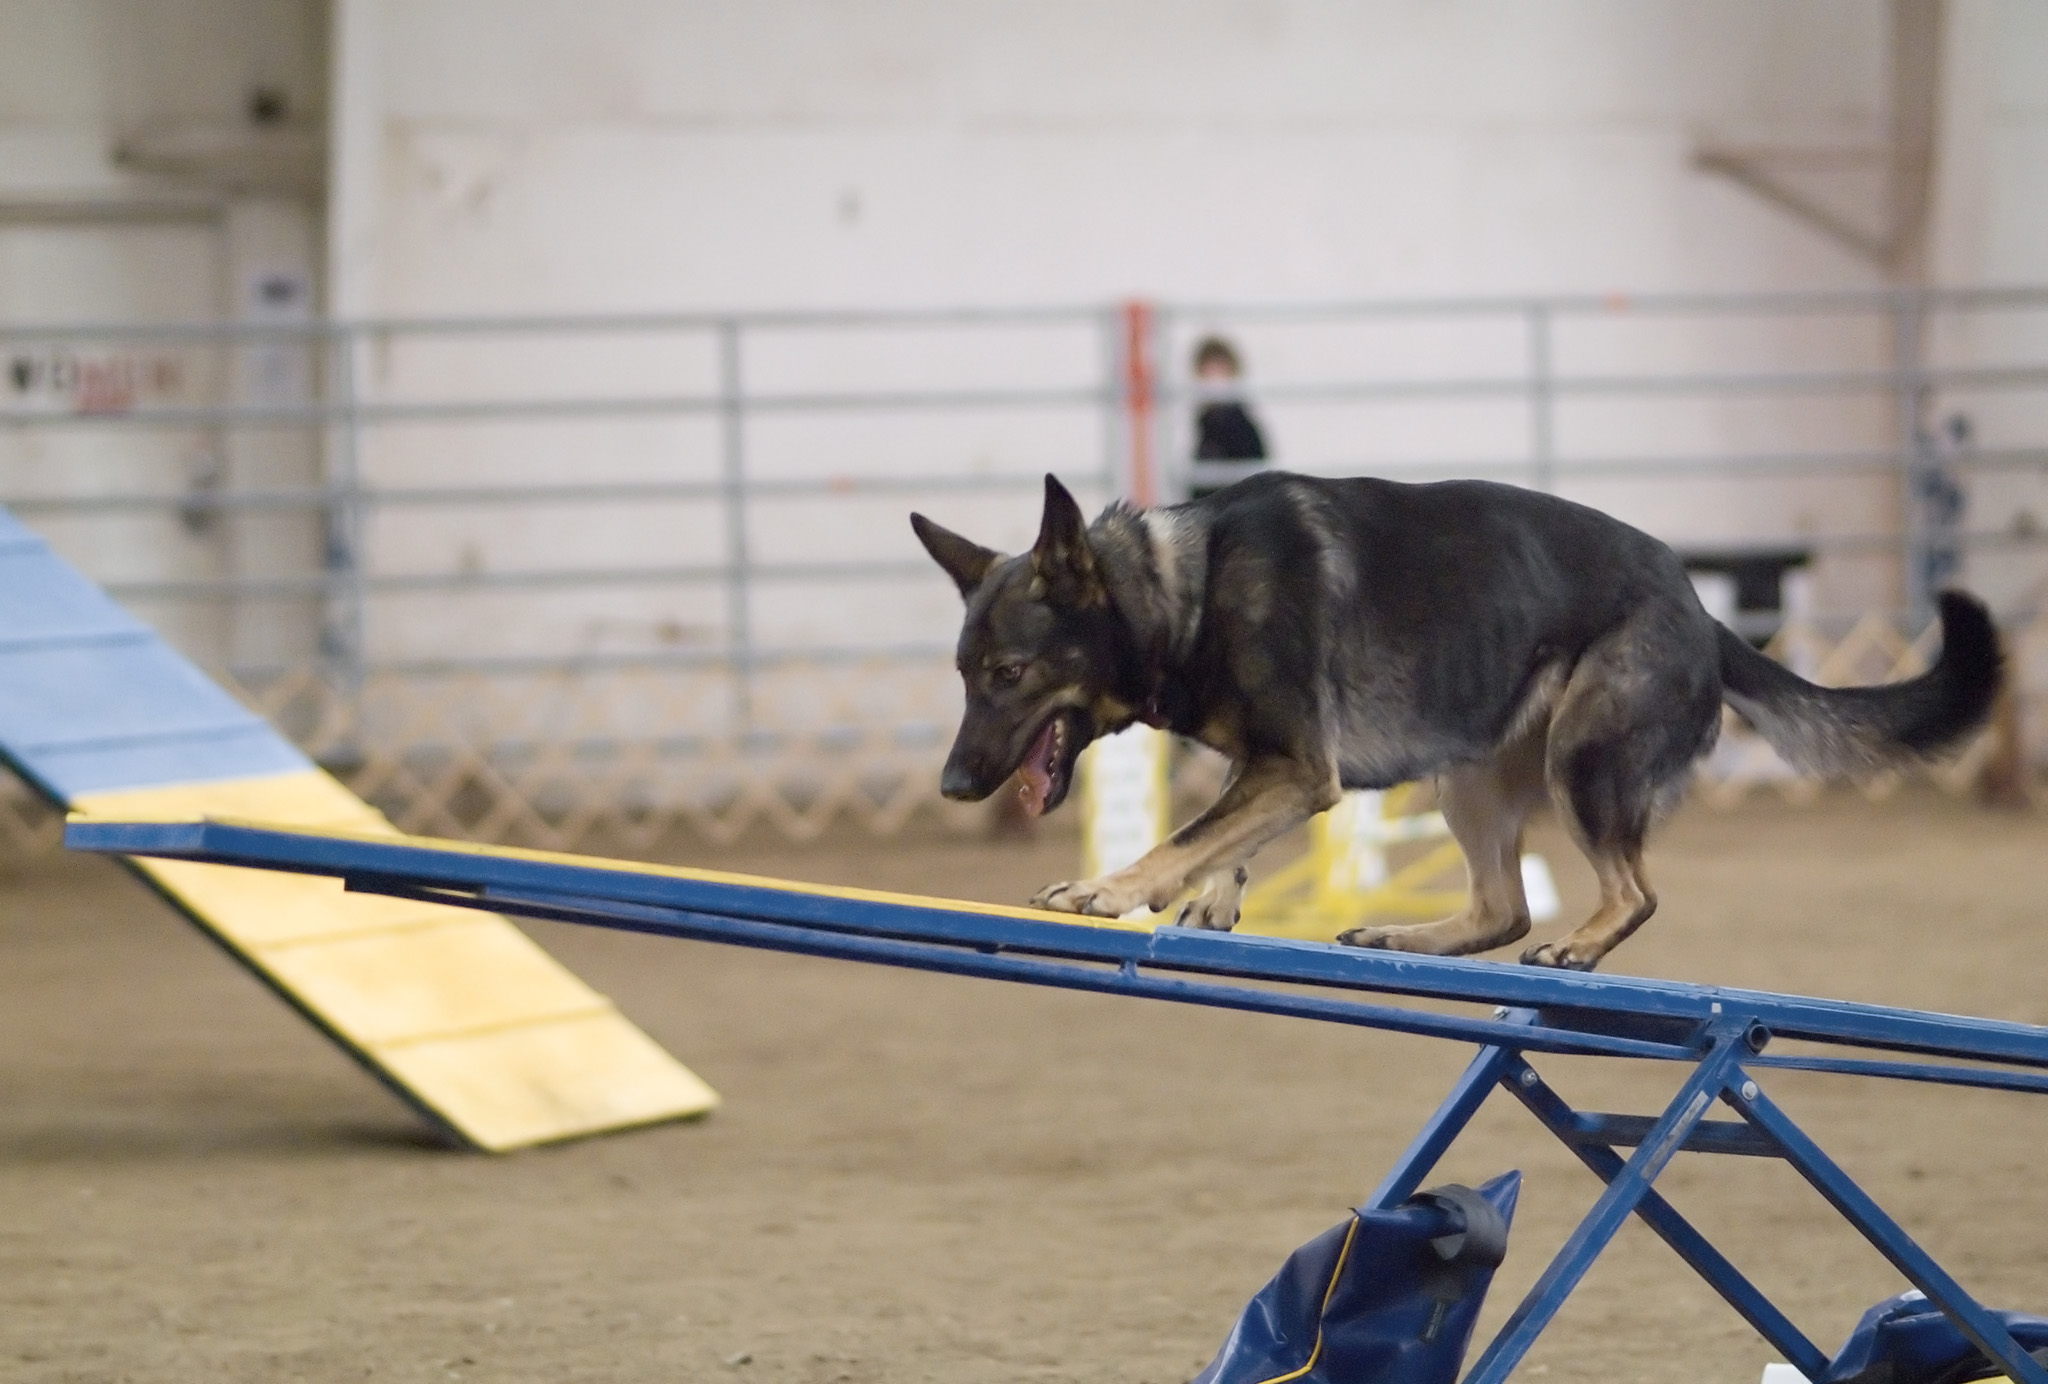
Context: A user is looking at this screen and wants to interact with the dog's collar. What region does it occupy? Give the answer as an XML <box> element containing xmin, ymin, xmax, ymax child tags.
<box><xmin>1133</xmin><ymin>650</ymin><xmax>1185</xmax><ymax>731</ymax></box>
<box><xmin>1112</xmin><ymin>612</ymin><xmax>1175</xmax><ymax>731</ymax></box>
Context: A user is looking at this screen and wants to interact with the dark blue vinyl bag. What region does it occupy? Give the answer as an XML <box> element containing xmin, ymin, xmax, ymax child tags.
<box><xmin>1195</xmin><ymin>1171</ymin><xmax>1521</xmax><ymax>1384</ymax></box>
<box><xmin>1822</xmin><ymin>1291</ymin><xmax>2048</xmax><ymax>1384</ymax></box>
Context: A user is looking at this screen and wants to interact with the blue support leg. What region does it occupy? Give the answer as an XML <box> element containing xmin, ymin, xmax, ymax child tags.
<box><xmin>1728</xmin><ymin>1075</ymin><xmax>2048</xmax><ymax>1384</ymax></box>
<box><xmin>1459</xmin><ymin>1033</ymin><xmax>1749</xmax><ymax>1384</ymax></box>
<box><xmin>1501</xmin><ymin>1054</ymin><xmax>1832</xmax><ymax>1382</ymax></box>
<box><xmin>1362</xmin><ymin>1009</ymin><xmax>1537</xmax><ymax>1210</ymax></box>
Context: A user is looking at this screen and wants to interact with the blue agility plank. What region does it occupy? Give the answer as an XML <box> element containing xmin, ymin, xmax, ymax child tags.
<box><xmin>0</xmin><ymin>507</ymin><xmax>309</xmax><ymax>798</ymax></box>
<box><xmin>63</xmin><ymin>816</ymin><xmax>2048</xmax><ymax>1384</ymax></box>
<box><xmin>62</xmin><ymin>815</ymin><xmax>2048</xmax><ymax>1072</ymax></box>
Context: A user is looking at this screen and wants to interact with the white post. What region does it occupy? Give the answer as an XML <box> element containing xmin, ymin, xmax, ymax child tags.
<box><xmin>323</xmin><ymin>0</ymin><xmax>383</xmax><ymax>720</ymax></box>
<box><xmin>1079</xmin><ymin>724</ymin><xmax>1170</xmax><ymax>883</ymax></box>
<box><xmin>1323</xmin><ymin>791</ymin><xmax>1390</xmax><ymax>893</ymax></box>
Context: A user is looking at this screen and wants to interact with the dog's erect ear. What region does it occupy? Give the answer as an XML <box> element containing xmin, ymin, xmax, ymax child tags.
<box><xmin>911</xmin><ymin>512</ymin><xmax>1000</xmax><ymax>599</ymax></box>
<box><xmin>1030</xmin><ymin>474</ymin><xmax>1104</xmax><ymax>607</ymax></box>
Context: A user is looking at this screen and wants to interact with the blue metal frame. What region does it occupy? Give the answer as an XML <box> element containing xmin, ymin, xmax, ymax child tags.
<box><xmin>65</xmin><ymin>819</ymin><xmax>2048</xmax><ymax>1384</ymax></box>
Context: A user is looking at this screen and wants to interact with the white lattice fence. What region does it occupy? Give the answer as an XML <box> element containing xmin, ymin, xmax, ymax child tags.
<box><xmin>1</xmin><ymin>615</ymin><xmax>2035</xmax><ymax>872</ymax></box>
<box><xmin>230</xmin><ymin>656</ymin><xmax>969</xmax><ymax>850</ymax></box>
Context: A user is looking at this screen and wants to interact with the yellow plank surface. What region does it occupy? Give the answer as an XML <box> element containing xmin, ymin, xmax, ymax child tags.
<box><xmin>131</xmin><ymin>811</ymin><xmax>1156</xmax><ymax>933</ymax></box>
<box><xmin>78</xmin><ymin>771</ymin><xmax>394</xmax><ymax>831</ymax></box>
<box><xmin>70</xmin><ymin>770</ymin><xmax>720</xmax><ymax>1149</ymax></box>
<box><xmin>115</xmin><ymin>856</ymin><xmax>465</xmax><ymax>947</ymax></box>
<box><xmin>376</xmin><ymin>1013</ymin><xmax>722</xmax><ymax>1152</ymax></box>
<box><xmin>258</xmin><ymin>915</ymin><xmax>612</xmax><ymax>1046</ymax></box>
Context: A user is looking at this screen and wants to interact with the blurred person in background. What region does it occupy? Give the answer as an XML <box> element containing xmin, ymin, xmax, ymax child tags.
<box><xmin>1189</xmin><ymin>335</ymin><xmax>1268</xmax><ymax>499</ymax></box>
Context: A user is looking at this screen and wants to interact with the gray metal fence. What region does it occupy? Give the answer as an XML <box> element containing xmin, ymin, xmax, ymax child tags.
<box><xmin>4</xmin><ymin>287</ymin><xmax>2045</xmax><ymax>854</ymax></box>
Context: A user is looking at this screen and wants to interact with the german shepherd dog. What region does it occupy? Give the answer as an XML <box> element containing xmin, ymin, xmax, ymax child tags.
<box><xmin>911</xmin><ymin>472</ymin><xmax>2002</xmax><ymax>970</ymax></box>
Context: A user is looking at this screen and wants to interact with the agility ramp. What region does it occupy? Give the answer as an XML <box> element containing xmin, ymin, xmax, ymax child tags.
<box><xmin>63</xmin><ymin>816</ymin><xmax>2048</xmax><ymax>1384</ymax></box>
<box><xmin>0</xmin><ymin>507</ymin><xmax>717</xmax><ymax>1150</ymax></box>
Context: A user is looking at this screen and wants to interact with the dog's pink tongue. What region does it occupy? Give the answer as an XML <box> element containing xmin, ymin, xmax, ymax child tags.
<box><xmin>1016</xmin><ymin>720</ymin><xmax>1059</xmax><ymax>818</ymax></box>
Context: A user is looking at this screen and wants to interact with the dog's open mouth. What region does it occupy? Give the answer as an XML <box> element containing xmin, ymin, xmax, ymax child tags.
<box><xmin>1016</xmin><ymin>711</ymin><xmax>1080</xmax><ymax>817</ymax></box>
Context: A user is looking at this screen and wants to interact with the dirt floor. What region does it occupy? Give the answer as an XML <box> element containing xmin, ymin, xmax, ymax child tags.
<box><xmin>5</xmin><ymin>790</ymin><xmax>2048</xmax><ymax>1384</ymax></box>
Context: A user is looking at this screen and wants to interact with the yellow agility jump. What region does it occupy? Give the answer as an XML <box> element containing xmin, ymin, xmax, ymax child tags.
<box><xmin>1079</xmin><ymin>731</ymin><xmax>1556</xmax><ymax>939</ymax></box>
<box><xmin>1238</xmin><ymin>784</ymin><xmax>1471</xmax><ymax>937</ymax></box>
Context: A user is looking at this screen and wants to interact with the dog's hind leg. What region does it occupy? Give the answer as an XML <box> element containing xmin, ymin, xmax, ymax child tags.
<box><xmin>1522</xmin><ymin>842</ymin><xmax>1655</xmax><ymax>971</ymax></box>
<box><xmin>1519</xmin><ymin>611</ymin><xmax>1716</xmax><ymax>970</ymax></box>
<box><xmin>1337</xmin><ymin>733</ymin><xmax>1546</xmax><ymax>957</ymax></box>
<box><xmin>1032</xmin><ymin>755</ymin><xmax>1337</xmax><ymax>919</ymax></box>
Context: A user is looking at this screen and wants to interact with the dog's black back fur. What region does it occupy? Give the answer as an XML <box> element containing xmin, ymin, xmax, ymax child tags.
<box><xmin>1163</xmin><ymin>473</ymin><xmax>1717</xmax><ymax>789</ymax></box>
<box><xmin>1134</xmin><ymin>472</ymin><xmax>1994</xmax><ymax>788</ymax></box>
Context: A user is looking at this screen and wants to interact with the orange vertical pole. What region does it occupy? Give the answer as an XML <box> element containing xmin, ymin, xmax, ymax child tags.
<box><xmin>1121</xmin><ymin>299</ymin><xmax>1158</xmax><ymax>507</ymax></box>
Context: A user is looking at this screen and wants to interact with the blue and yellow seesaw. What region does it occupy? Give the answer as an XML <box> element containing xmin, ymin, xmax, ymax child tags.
<box><xmin>61</xmin><ymin>807</ymin><xmax>2048</xmax><ymax>1384</ymax></box>
<box><xmin>0</xmin><ymin>504</ymin><xmax>717</xmax><ymax>1151</ymax></box>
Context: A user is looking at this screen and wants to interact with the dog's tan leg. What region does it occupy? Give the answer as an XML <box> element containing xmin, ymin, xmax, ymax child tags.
<box><xmin>1520</xmin><ymin>847</ymin><xmax>1655</xmax><ymax>970</ymax></box>
<box><xmin>1338</xmin><ymin>738</ymin><xmax>1544</xmax><ymax>957</ymax></box>
<box><xmin>1032</xmin><ymin>756</ymin><xmax>1337</xmax><ymax>919</ymax></box>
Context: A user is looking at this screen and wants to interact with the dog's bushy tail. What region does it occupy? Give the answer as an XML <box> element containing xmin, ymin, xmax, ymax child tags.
<box><xmin>1717</xmin><ymin>591</ymin><xmax>2003</xmax><ymax>778</ymax></box>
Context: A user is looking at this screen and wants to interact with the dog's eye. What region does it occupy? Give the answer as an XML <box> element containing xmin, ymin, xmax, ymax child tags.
<box><xmin>991</xmin><ymin>662</ymin><xmax>1026</xmax><ymax>687</ymax></box>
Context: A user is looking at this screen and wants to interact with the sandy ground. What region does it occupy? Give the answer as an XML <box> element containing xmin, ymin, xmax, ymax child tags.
<box><xmin>5</xmin><ymin>791</ymin><xmax>2048</xmax><ymax>1384</ymax></box>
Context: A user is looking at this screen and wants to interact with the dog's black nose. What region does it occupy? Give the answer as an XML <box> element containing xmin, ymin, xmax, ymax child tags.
<box><xmin>939</xmin><ymin>763</ymin><xmax>981</xmax><ymax>800</ymax></box>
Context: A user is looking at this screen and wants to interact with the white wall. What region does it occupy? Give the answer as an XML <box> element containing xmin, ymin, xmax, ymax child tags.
<box><xmin>0</xmin><ymin>0</ymin><xmax>324</xmax><ymax>185</ymax></box>
<box><xmin>348</xmin><ymin>0</ymin><xmax>1893</xmax><ymax>313</ymax></box>
<box><xmin>1932</xmin><ymin>0</ymin><xmax>2048</xmax><ymax>289</ymax></box>
<box><xmin>1911</xmin><ymin>0</ymin><xmax>2048</xmax><ymax>741</ymax></box>
<box><xmin>0</xmin><ymin>0</ymin><xmax>328</xmax><ymax>669</ymax></box>
<box><xmin>320</xmin><ymin>0</ymin><xmax>1944</xmax><ymax>661</ymax></box>
<box><xmin>1926</xmin><ymin>0</ymin><xmax>2048</xmax><ymax>618</ymax></box>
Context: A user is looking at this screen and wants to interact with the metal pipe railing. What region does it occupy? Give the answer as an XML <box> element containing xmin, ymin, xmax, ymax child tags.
<box><xmin>13</xmin><ymin>447</ymin><xmax>2048</xmax><ymax>519</ymax></box>
<box><xmin>4</xmin><ymin>288</ymin><xmax>2045</xmax><ymax>721</ymax></box>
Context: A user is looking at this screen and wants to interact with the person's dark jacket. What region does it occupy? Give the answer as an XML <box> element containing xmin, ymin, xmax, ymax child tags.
<box><xmin>1196</xmin><ymin>401</ymin><xmax>1267</xmax><ymax>461</ymax></box>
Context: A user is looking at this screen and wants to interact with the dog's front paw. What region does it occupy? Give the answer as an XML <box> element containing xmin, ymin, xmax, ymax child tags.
<box><xmin>1173</xmin><ymin>894</ymin><xmax>1235</xmax><ymax>931</ymax></box>
<box><xmin>1173</xmin><ymin>898</ymin><xmax>1237</xmax><ymax>930</ymax></box>
<box><xmin>1519</xmin><ymin>939</ymin><xmax>1601</xmax><ymax>972</ymax></box>
<box><xmin>1173</xmin><ymin>866</ymin><xmax>1248</xmax><ymax>931</ymax></box>
<box><xmin>1336</xmin><ymin>924</ymin><xmax>1409</xmax><ymax>951</ymax></box>
<box><xmin>1031</xmin><ymin>877</ymin><xmax>1150</xmax><ymax>918</ymax></box>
